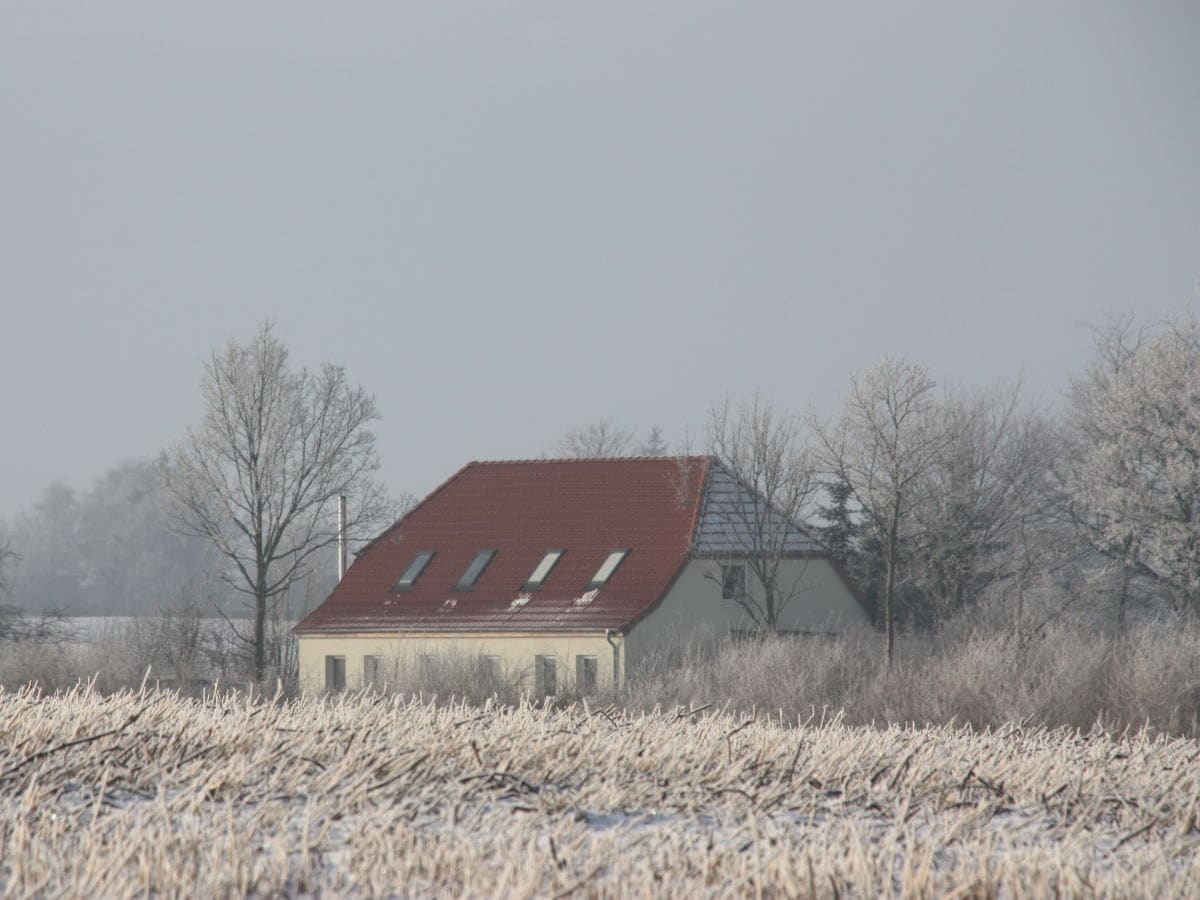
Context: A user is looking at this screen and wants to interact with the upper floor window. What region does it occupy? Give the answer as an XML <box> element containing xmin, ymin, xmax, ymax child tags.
<box><xmin>587</xmin><ymin>549</ymin><xmax>630</xmax><ymax>589</ymax></box>
<box><xmin>454</xmin><ymin>550</ymin><xmax>497</xmax><ymax>590</ymax></box>
<box><xmin>523</xmin><ymin>549</ymin><xmax>565</xmax><ymax>590</ymax></box>
<box><xmin>721</xmin><ymin>564</ymin><xmax>745</xmax><ymax>605</ymax></box>
<box><xmin>393</xmin><ymin>551</ymin><xmax>436</xmax><ymax>592</ymax></box>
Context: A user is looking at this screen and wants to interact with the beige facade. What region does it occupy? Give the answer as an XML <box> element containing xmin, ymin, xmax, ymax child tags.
<box><xmin>297</xmin><ymin>630</ymin><xmax>622</xmax><ymax>696</ymax></box>
<box><xmin>297</xmin><ymin>556</ymin><xmax>869</xmax><ymax>695</ymax></box>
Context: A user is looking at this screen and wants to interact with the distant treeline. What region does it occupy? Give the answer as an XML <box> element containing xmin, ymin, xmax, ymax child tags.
<box><xmin>0</xmin><ymin>459</ymin><xmax>334</xmax><ymax>618</ymax></box>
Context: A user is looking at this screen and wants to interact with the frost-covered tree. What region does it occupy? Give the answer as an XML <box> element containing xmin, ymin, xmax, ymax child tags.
<box><xmin>1060</xmin><ymin>314</ymin><xmax>1164</xmax><ymax>626</ymax></box>
<box><xmin>1068</xmin><ymin>314</ymin><xmax>1200</xmax><ymax>616</ymax></box>
<box><xmin>910</xmin><ymin>384</ymin><xmax>1058</xmax><ymax>622</ymax></box>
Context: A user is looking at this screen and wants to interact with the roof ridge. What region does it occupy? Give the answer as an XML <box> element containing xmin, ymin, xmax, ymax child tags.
<box><xmin>470</xmin><ymin>455</ymin><xmax>711</xmax><ymax>466</ymax></box>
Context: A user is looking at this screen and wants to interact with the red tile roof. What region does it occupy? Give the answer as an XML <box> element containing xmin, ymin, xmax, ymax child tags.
<box><xmin>295</xmin><ymin>457</ymin><xmax>712</xmax><ymax>634</ymax></box>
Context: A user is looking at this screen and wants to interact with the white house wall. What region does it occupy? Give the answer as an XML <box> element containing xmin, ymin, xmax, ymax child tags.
<box><xmin>623</xmin><ymin>558</ymin><xmax>871</xmax><ymax>675</ymax></box>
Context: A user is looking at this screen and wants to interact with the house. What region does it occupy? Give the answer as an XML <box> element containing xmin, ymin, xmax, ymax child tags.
<box><xmin>294</xmin><ymin>457</ymin><xmax>871</xmax><ymax>695</ymax></box>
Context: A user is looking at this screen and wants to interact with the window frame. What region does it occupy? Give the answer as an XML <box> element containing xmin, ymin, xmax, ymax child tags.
<box><xmin>393</xmin><ymin>551</ymin><xmax>437</xmax><ymax>592</ymax></box>
<box><xmin>587</xmin><ymin>548</ymin><xmax>630</xmax><ymax>589</ymax></box>
<box><xmin>453</xmin><ymin>550</ymin><xmax>498</xmax><ymax>591</ymax></box>
<box><xmin>522</xmin><ymin>549</ymin><xmax>566</xmax><ymax>591</ymax></box>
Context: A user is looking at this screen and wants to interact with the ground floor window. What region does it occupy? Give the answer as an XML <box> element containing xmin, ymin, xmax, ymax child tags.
<box><xmin>480</xmin><ymin>654</ymin><xmax>501</xmax><ymax>681</ymax></box>
<box><xmin>576</xmin><ymin>655</ymin><xmax>598</xmax><ymax>694</ymax></box>
<box><xmin>417</xmin><ymin>653</ymin><xmax>436</xmax><ymax>680</ymax></box>
<box><xmin>364</xmin><ymin>655</ymin><xmax>384</xmax><ymax>686</ymax></box>
<box><xmin>535</xmin><ymin>655</ymin><xmax>557</xmax><ymax>697</ymax></box>
<box><xmin>325</xmin><ymin>655</ymin><xmax>346</xmax><ymax>692</ymax></box>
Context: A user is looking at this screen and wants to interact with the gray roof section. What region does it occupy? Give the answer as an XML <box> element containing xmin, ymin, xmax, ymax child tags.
<box><xmin>691</xmin><ymin>463</ymin><xmax>823</xmax><ymax>556</ymax></box>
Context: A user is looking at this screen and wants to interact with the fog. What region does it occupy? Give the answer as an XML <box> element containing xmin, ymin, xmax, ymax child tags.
<box><xmin>2</xmin><ymin>1</ymin><xmax>1197</xmax><ymax>516</ymax></box>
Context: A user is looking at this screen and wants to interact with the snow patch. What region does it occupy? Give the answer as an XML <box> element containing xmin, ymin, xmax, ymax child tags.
<box><xmin>574</xmin><ymin>589</ymin><xmax>600</xmax><ymax>606</ymax></box>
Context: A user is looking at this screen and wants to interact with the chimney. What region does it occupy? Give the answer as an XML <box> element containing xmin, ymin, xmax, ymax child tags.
<box><xmin>336</xmin><ymin>494</ymin><xmax>348</xmax><ymax>581</ymax></box>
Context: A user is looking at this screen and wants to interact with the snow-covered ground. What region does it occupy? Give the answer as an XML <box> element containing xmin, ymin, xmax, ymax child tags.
<box><xmin>2</xmin><ymin>687</ymin><xmax>1197</xmax><ymax>896</ymax></box>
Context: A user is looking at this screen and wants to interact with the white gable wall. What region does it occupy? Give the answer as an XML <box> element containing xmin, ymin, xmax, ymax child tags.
<box><xmin>623</xmin><ymin>557</ymin><xmax>872</xmax><ymax>676</ymax></box>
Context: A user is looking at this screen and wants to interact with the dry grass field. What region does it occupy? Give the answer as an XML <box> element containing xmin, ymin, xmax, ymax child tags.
<box><xmin>3</xmin><ymin>684</ymin><xmax>1200</xmax><ymax>898</ymax></box>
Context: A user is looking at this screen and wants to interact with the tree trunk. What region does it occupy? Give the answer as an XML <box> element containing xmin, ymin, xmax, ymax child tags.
<box><xmin>254</xmin><ymin>568</ymin><xmax>267</xmax><ymax>683</ymax></box>
<box><xmin>1116</xmin><ymin>534</ymin><xmax>1134</xmax><ymax>633</ymax></box>
<box><xmin>1116</xmin><ymin>567</ymin><xmax>1129</xmax><ymax>633</ymax></box>
<box><xmin>883</xmin><ymin>552</ymin><xmax>896</xmax><ymax>669</ymax></box>
<box><xmin>883</xmin><ymin>504</ymin><xmax>900</xmax><ymax>669</ymax></box>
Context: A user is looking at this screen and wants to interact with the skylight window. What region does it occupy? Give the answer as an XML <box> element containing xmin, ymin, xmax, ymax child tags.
<box><xmin>587</xmin><ymin>549</ymin><xmax>629</xmax><ymax>589</ymax></box>
<box><xmin>393</xmin><ymin>551</ymin><xmax>435</xmax><ymax>592</ymax></box>
<box><xmin>454</xmin><ymin>550</ymin><xmax>497</xmax><ymax>590</ymax></box>
<box><xmin>523</xmin><ymin>549</ymin><xmax>565</xmax><ymax>591</ymax></box>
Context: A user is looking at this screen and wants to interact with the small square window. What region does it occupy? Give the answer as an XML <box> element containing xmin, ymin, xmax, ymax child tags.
<box><xmin>455</xmin><ymin>550</ymin><xmax>497</xmax><ymax>590</ymax></box>
<box><xmin>576</xmin><ymin>655</ymin><xmax>598</xmax><ymax>694</ymax></box>
<box><xmin>721</xmin><ymin>564</ymin><xmax>745</xmax><ymax>605</ymax></box>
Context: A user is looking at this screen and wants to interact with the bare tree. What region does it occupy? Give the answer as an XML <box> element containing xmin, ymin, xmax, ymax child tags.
<box><xmin>811</xmin><ymin>357</ymin><xmax>954</xmax><ymax>666</ymax></box>
<box><xmin>160</xmin><ymin>322</ymin><xmax>390</xmax><ymax>682</ymax></box>
<box><xmin>910</xmin><ymin>383</ymin><xmax>1058</xmax><ymax>622</ymax></box>
<box><xmin>702</xmin><ymin>397</ymin><xmax>820</xmax><ymax>629</ymax></box>
<box><xmin>556</xmin><ymin>418</ymin><xmax>636</xmax><ymax>457</ymax></box>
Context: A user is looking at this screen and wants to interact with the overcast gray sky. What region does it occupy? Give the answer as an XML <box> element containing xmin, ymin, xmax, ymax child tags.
<box><xmin>2</xmin><ymin>1</ymin><xmax>1197</xmax><ymax>517</ymax></box>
